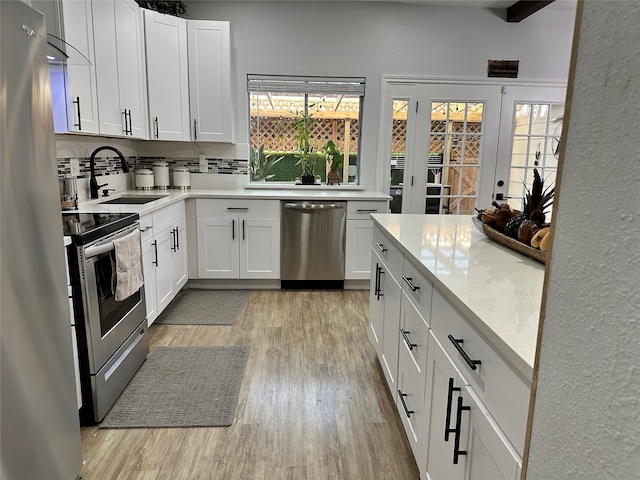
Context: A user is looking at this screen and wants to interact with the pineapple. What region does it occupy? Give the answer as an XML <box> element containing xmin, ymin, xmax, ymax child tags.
<box><xmin>504</xmin><ymin>169</ymin><xmax>554</xmax><ymax>240</ymax></box>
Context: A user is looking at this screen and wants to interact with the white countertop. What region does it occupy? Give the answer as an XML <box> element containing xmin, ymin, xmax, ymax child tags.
<box><xmin>75</xmin><ymin>188</ymin><xmax>391</xmax><ymax>216</ymax></box>
<box><xmin>371</xmin><ymin>214</ymin><xmax>544</xmax><ymax>379</ymax></box>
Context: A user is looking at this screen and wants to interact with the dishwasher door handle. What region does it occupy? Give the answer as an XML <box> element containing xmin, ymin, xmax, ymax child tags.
<box><xmin>283</xmin><ymin>202</ymin><xmax>344</xmax><ymax>211</ymax></box>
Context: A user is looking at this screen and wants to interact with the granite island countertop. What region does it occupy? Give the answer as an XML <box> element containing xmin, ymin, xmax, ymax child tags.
<box><xmin>371</xmin><ymin>213</ymin><xmax>545</xmax><ymax>379</ymax></box>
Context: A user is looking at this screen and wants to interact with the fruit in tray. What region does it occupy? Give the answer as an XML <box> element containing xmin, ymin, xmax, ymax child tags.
<box><xmin>477</xmin><ymin>168</ymin><xmax>554</xmax><ymax>249</ymax></box>
<box><xmin>530</xmin><ymin>226</ymin><xmax>550</xmax><ymax>250</ymax></box>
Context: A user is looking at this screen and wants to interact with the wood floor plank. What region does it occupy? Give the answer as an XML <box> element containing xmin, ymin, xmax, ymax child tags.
<box><xmin>80</xmin><ymin>289</ymin><xmax>419</xmax><ymax>479</ymax></box>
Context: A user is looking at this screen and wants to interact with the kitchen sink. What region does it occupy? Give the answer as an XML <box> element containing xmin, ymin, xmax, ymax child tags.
<box><xmin>99</xmin><ymin>195</ymin><xmax>168</xmax><ymax>205</ymax></box>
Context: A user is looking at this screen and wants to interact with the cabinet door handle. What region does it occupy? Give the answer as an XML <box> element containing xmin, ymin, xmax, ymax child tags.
<box><xmin>376</xmin><ymin>266</ymin><xmax>384</xmax><ymax>300</ymax></box>
<box><xmin>171</xmin><ymin>228</ymin><xmax>177</xmax><ymax>252</ymax></box>
<box><xmin>357</xmin><ymin>209</ymin><xmax>378</xmax><ymax>213</ymax></box>
<box><xmin>232</xmin><ymin>219</ymin><xmax>235</xmax><ymax>240</ymax></box>
<box><xmin>452</xmin><ymin>396</ymin><xmax>470</xmax><ymax>465</ymax></box>
<box><xmin>154</xmin><ymin>116</ymin><xmax>159</xmax><ymax>139</ymax></box>
<box><xmin>448</xmin><ymin>335</ymin><xmax>482</xmax><ymax>371</ymax></box>
<box><xmin>445</xmin><ymin>377</ymin><xmax>461</xmax><ymax>441</ymax></box>
<box><xmin>140</xmin><ymin>226</ymin><xmax>153</xmax><ymax>232</ymax></box>
<box><xmin>152</xmin><ymin>240</ymin><xmax>158</xmax><ymax>266</ymax></box>
<box><xmin>402</xmin><ymin>276</ymin><xmax>420</xmax><ymax>291</ymax></box>
<box><xmin>72</xmin><ymin>96</ymin><xmax>81</xmax><ymax>130</ymax></box>
<box><xmin>400</xmin><ymin>329</ymin><xmax>417</xmax><ymax>350</ymax></box>
<box><xmin>376</xmin><ymin>242</ymin><xmax>387</xmax><ymax>253</ymax></box>
<box><xmin>397</xmin><ymin>390</ymin><xmax>414</xmax><ymax>418</ymax></box>
<box><xmin>175</xmin><ymin>228</ymin><xmax>180</xmax><ymax>250</ymax></box>
<box><xmin>374</xmin><ymin>263</ymin><xmax>381</xmax><ymax>298</ymax></box>
<box><xmin>242</xmin><ymin>219</ymin><xmax>246</xmax><ymax>241</ymax></box>
<box><xmin>127</xmin><ymin>109</ymin><xmax>132</xmax><ymax>135</ymax></box>
<box><xmin>227</xmin><ymin>207</ymin><xmax>249</xmax><ymax>211</ymax></box>
<box><xmin>193</xmin><ymin>118</ymin><xmax>197</xmax><ymax>140</ymax></box>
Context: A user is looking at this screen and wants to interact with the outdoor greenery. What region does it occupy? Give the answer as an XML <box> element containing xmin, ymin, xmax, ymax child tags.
<box><xmin>256</xmin><ymin>152</ymin><xmax>357</xmax><ymax>183</ymax></box>
<box><xmin>249</xmin><ymin>146</ymin><xmax>284</xmax><ymax>181</ymax></box>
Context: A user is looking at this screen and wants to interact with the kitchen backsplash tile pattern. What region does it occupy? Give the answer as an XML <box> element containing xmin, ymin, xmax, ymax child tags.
<box><xmin>57</xmin><ymin>156</ymin><xmax>248</xmax><ymax>178</ymax></box>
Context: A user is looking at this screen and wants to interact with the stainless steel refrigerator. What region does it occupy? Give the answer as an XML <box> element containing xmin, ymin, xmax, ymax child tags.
<box><xmin>1</xmin><ymin>1</ymin><xmax>83</xmax><ymax>479</ymax></box>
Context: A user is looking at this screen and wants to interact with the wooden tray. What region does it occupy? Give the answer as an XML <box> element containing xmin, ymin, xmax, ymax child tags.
<box><xmin>473</xmin><ymin>217</ymin><xmax>546</xmax><ymax>264</ymax></box>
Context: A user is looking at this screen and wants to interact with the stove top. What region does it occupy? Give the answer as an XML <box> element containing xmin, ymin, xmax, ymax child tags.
<box><xmin>62</xmin><ymin>212</ymin><xmax>139</xmax><ymax>245</ymax></box>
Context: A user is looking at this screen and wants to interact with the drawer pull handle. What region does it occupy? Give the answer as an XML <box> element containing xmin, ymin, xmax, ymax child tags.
<box><xmin>140</xmin><ymin>226</ymin><xmax>153</xmax><ymax>232</ymax></box>
<box><xmin>400</xmin><ymin>329</ymin><xmax>417</xmax><ymax>350</ymax></box>
<box><xmin>445</xmin><ymin>377</ymin><xmax>461</xmax><ymax>441</ymax></box>
<box><xmin>356</xmin><ymin>209</ymin><xmax>378</xmax><ymax>212</ymax></box>
<box><xmin>375</xmin><ymin>265</ymin><xmax>384</xmax><ymax>300</ymax></box>
<box><xmin>402</xmin><ymin>276</ymin><xmax>420</xmax><ymax>291</ymax></box>
<box><xmin>376</xmin><ymin>242</ymin><xmax>387</xmax><ymax>253</ymax></box>
<box><xmin>227</xmin><ymin>207</ymin><xmax>249</xmax><ymax>211</ymax></box>
<box><xmin>397</xmin><ymin>390</ymin><xmax>414</xmax><ymax>418</ymax></box>
<box><xmin>453</xmin><ymin>396</ymin><xmax>470</xmax><ymax>464</ymax></box>
<box><xmin>448</xmin><ymin>335</ymin><xmax>482</xmax><ymax>371</ymax></box>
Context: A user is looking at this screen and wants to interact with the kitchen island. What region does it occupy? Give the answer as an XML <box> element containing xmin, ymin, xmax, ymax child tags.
<box><xmin>369</xmin><ymin>213</ymin><xmax>544</xmax><ymax>479</ymax></box>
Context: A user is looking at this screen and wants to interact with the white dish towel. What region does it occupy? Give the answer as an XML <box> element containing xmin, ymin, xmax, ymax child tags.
<box><xmin>112</xmin><ymin>229</ymin><xmax>144</xmax><ymax>301</ymax></box>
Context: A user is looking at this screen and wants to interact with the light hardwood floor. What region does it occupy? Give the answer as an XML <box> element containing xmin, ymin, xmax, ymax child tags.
<box><xmin>80</xmin><ymin>290</ymin><xmax>419</xmax><ymax>479</ymax></box>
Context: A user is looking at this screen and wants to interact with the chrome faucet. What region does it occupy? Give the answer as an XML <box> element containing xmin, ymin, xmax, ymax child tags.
<box><xmin>89</xmin><ymin>146</ymin><xmax>130</xmax><ymax>199</ymax></box>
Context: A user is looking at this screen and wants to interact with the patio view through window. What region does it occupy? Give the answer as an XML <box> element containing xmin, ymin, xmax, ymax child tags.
<box><xmin>248</xmin><ymin>75</ymin><xmax>365</xmax><ymax>185</ymax></box>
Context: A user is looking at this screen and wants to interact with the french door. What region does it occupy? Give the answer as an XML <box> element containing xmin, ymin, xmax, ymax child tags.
<box><xmin>382</xmin><ymin>80</ymin><xmax>566</xmax><ymax>214</ymax></box>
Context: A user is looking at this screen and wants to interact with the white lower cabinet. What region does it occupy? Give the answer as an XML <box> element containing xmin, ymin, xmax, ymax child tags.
<box><xmin>369</xmin><ymin>224</ymin><xmax>525</xmax><ymax>480</ymax></box>
<box><xmin>196</xmin><ymin>199</ymin><xmax>280</xmax><ymax>279</ymax></box>
<box><xmin>345</xmin><ymin>201</ymin><xmax>388</xmax><ymax>280</ymax></box>
<box><xmin>424</xmin><ymin>333</ymin><xmax>520</xmax><ymax>480</ymax></box>
<box><xmin>140</xmin><ymin>201</ymin><xmax>187</xmax><ymax>325</ymax></box>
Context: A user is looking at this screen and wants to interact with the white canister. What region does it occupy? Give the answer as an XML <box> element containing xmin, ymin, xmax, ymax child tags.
<box><xmin>172</xmin><ymin>166</ymin><xmax>191</xmax><ymax>190</ymax></box>
<box><xmin>135</xmin><ymin>168</ymin><xmax>154</xmax><ymax>190</ymax></box>
<box><xmin>152</xmin><ymin>161</ymin><xmax>169</xmax><ymax>190</ymax></box>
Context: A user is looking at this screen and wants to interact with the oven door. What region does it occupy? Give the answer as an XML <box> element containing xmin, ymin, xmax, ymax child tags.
<box><xmin>80</xmin><ymin>224</ymin><xmax>146</xmax><ymax>374</ymax></box>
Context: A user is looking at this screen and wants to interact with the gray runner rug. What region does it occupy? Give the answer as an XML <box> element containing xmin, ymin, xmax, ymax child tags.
<box><xmin>155</xmin><ymin>289</ymin><xmax>251</xmax><ymax>325</ymax></box>
<box><xmin>100</xmin><ymin>345</ymin><xmax>250</xmax><ymax>428</ymax></box>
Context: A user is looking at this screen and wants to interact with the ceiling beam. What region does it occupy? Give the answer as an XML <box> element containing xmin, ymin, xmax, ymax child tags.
<box><xmin>506</xmin><ymin>0</ymin><xmax>555</xmax><ymax>22</ymax></box>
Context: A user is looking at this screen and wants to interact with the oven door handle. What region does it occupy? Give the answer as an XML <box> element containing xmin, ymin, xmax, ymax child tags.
<box><xmin>84</xmin><ymin>225</ymin><xmax>140</xmax><ymax>259</ymax></box>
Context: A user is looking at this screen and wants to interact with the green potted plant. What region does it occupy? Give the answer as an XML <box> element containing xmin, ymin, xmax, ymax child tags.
<box><xmin>323</xmin><ymin>140</ymin><xmax>343</xmax><ymax>185</ymax></box>
<box><xmin>292</xmin><ymin>111</ymin><xmax>317</xmax><ymax>185</ymax></box>
<box><xmin>249</xmin><ymin>145</ymin><xmax>283</xmax><ymax>182</ymax></box>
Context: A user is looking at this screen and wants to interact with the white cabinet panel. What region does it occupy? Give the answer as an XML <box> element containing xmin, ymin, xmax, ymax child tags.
<box><xmin>141</xmin><ymin>237</ymin><xmax>158</xmax><ymax>326</ymax></box>
<box><xmin>187</xmin><ymin>20</ymin><xmax>233</xmax><ymax>142</ymax></box>
<box><xmin>241</xmin><ymin>218</ymin><xmax>280</xmax><ymax>278</ymax></box>
<box><xmin>197</xmin><ymin>218</ymin><xmax>239</xmax><ymax>278</ymax></box>
<box><xmin>196</xmin><ymin>200</ymin><xmax>280</xmax><ymax>280</ymax></box>
<box><xmin>154</xmin><ymin>225</ymin><xmax>175</xmax><ymax>313</ymax></box>
<box><xmin>93</xmin><ymin>0</ymin><xmax>146</xmax><ymax>138</ymax></box>
<box><xmin>144</xmin><ymin>9</ymin><xmax>190</xmax><ymax>141</ymax></box>
<box><xmin>380</xmin><ymin>266</ymin><xmax>401</xmax><ymax>395</ymax></box>
<box><xmin>345</xmin><ymin>220</ymin><xmax>373</xmax><ymax>280</ymax></box>
<box><xmin>172</xmin><ymin>218</ymin><xmax>188</xmax><ymax>290</ymax></box>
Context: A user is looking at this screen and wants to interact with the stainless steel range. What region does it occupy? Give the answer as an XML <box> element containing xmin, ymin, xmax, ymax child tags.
<box><xmin>63</xmin><ymin>212</ymin><xmax>149</xmax><ymax>424</ymax></box>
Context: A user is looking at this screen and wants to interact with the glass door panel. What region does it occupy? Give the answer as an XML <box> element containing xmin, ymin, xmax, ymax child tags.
<box><xmin>390</xmin><ymin>99</ymin><xmax>409</xmax><ymax>213</ymax></box>
<box><xmin>495</xmin><ymin>85</ymin><xmax>566</xmax><ymax>214</ymax></box>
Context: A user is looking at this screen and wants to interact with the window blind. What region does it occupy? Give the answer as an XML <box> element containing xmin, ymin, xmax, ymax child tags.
<box><xmin>247</xmin><ymin>75</ymin><xmax>366</xmax><ymax>96</ymax></box>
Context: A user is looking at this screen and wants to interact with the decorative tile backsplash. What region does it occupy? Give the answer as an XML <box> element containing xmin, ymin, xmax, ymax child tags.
<box><xmin>57</xmin><ymin>156</ymin><xmax>248</xmax><ymax>178</ymax></box>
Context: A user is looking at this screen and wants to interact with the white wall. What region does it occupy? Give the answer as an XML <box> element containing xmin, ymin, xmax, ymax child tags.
<box><xmin>185</xmin><ymin>1</ymin><xmax>575</xmax><ymax>189</ymax></box>
<box><xmin>527</xmin><ymin>2</ymin><xmax>640</xmax><ymax>478</ymax></box>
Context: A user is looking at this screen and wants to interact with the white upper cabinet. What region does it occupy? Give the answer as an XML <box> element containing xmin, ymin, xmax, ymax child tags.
<box><xmin>143</xmin><ymin>9</ymin><xmax>191</xmax><ymax>141</ymax></box>
<box><xmin>35</xmin><ymin>0</ymin><xmax>100</xmax><ymax>133</ymax></box>
<box><xmin>93</xmin><ymin>0</ymin><xmax>147</xmax><ymax>138</ymax></box>
<box><xmin>187</xmin><ymin>20</ymin><xmax>234</xmax><ymax>143</ymax></box>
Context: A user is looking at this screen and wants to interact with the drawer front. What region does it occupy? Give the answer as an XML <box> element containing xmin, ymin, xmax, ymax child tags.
<box><xmin>347</xmin><ymin>200</ymin><xmax>387</xmax><ymax>219</ymax></box>
<box><xmin>399</xmin><ymin>292</ymin><xmax>429</xmax><ymax>372</ymax></box>
<box><xmin>397</xmin><ymin>335</ymin><xmax>427</xmax><ymax>462</ymax></box>
<box><xmin>401</xmin><ymin>259</ymin><xmax>433</xmax><ymax>326</ymax></box>
<box><xmin>372</xmin><ymin>225</ymin><xmax>403</xmax><ymax>282</ymax></box>
<box><xmin>139</xmin><ymin>214</ymin><xmax>154</xmax><ymax>243</ymax></box>
<box><xmin>196</xmin><ymin>198</ymin><xmax>280</xmax><ymax>218</ymax></box>
<box><xmin>431</xmin><ymin>289</ymin><xmax>530</xmax><ymax>455</ymax></box>
<box><xmin>152</xmin><ymin>201</ymin><xmax>185</xmax><ymax>233</ymax></box>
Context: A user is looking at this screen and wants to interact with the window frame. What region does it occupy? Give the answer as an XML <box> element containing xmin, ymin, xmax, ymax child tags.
<box><xmin>247</xmin><ymin>74</ymin><xmax>366</xmax><ymax>186</ymax></box>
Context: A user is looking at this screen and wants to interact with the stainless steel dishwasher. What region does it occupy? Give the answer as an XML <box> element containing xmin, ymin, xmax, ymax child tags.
<box><xmin>281</xmin><ymin>201</ymin><xmax>346</xmax><ymax>288</ymax></box>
